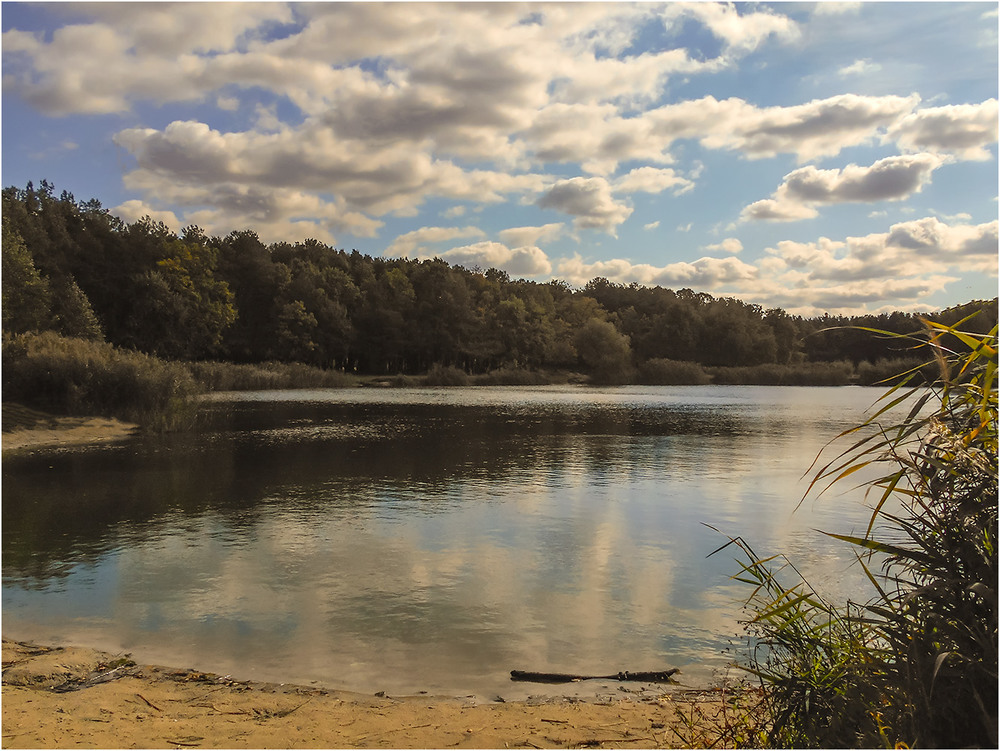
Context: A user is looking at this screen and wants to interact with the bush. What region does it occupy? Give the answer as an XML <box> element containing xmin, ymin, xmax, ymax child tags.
<box><xmin>422</xmin><ymin>363</ymin><xmax>469</xmax><ymax>386</ymax></box>
<box><xmin>187</xmin><ymin>360</ymin><xmax>353</xmax><ymax>391</ymax></box>
<box><xmin>715</xmin><ymin>318</ymin><xmax>998</xmax><ymax>747</ymax></box>
<box><xmin>2</xmin><ymin>331</ymin><xmax>198</xmax><ymax>430</ymax></box>
<box><xmin>708</xmin><ymin>360</ymin><xmax>854</xmax><ymax>386</ymax></box>
<box><xmin>638</xmin><ymin>358</ymin><xmax>711</xmax><ymax>385</ymax></box>
<box><xmin>855</xmin><ymin>356</ymin><xmax>934</xmax><ymax>386</ymax></box>
<box><xmin>471</xmin><ymin>367</ymin><xmax>554</xmax><ymax>386</ymax></box>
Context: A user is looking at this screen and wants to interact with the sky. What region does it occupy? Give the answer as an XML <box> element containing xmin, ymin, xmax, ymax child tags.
<box><xmin>2</xmin><ymin>1</ymin><xmax>997</xmax><ymax>317</ymax></box>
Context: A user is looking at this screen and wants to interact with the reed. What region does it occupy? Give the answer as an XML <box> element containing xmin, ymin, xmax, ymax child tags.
<box><xmin>2</xmin><ymin>331</ymin><xmax>198</xmax><ymax>430</ymax></box>
<box><xmin>712</xmin><ymin>316</ymin><xmax>997</xmax><ymax>747</ymax></box>
<box><xmin>186</xmin><ymin>359</ymin><xmax>354</xmax><ymax>391</ymax></box>
<box><xmin>707</xmin><ymin>360</ymin><xmax>855</xmax><ymax>386</ymax></box>
<box><xmin>638</xmin><ymin>358</ymin><xmax>711</xmax><ymax>385</ymax></box>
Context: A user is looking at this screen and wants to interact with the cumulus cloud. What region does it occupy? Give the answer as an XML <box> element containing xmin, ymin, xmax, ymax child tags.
<box><xmin>661</xmin><ymin>3</ymin><xmax>800</xmax><ymax>56</ymax></box>
<box><xmin>437</xmin><ymin>241</ymin><xmax>552</xmax><ymax>277</ymax></box>
<box><xmin>384</xmin><ymin>226</ymin><xmax>486</xmax><ymax>258</ymax></box>
<box><xmin>536</xmin><ymin>177</ymin><xmax>633</xmax><ymax>235</ymax></box>
<box><xmin>838</xmin><ymin>59</ymin><xmax>881</xmax><ymax>77</ymax></box>
<box><xmin>704</xmin><ymin>238</ymin><xmax>744</xmax><ymax>254</ymax></box>
<box><xmin>764</xmin><ymin>216</ymin><xmax>998</xmax><ymax>283</ymax></box>
<box><xmin>742</xmin><ymin>154</ymin><xmax>945</xmax><ymax>222</ymax></box>
<box><xmin>498</xmin><ymin>223</ymin><xmax>565</xmax><ymax>248</ymax></box>
<box><xmin>110</xmin><ymin>200</ymin><xmax>182</xmax><ymax>232</ymax></box>
<box><xmin>646</xmin><ymin>93</ymin><xmax>921</xmax><ymax>163</ymax></box>
<box><xmin>556</xmin><ymin>253</ymin><xmax>758</xmax><ymax>289</ymax></box>
<box><xmin>887</xmin><ymin>99</ymin><xmax>999</xmax><ymax>161</ymax></box>
<box><xmin>613</xmin><ymin>167</ymin><xmax>694</xmax><ymax>195</ymax></box>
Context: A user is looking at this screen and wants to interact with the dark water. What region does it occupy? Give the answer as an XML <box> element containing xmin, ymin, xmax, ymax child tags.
<box><xmin>2</xmin><ymin>385</ymin><xmax>889</xmax><ymax>699</ymax></box>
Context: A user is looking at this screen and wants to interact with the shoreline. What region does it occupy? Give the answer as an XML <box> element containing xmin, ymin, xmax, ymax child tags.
<box><xmin>1</xmin><ymin>639</ymin><xmax>750</xmax><ymax>749</ymax></box>
<box><xmin>2</xmin><ymin>403</ymin><xmax>138</xmax><ymax>454</ymax></box>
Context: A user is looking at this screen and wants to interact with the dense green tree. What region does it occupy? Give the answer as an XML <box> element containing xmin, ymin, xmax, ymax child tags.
<box><xmin>2</xmin><ymin>217</ymin><xmax>52</xmax><ymax>334</ymax></box>
<box><xmin>2</xmin><ymin>180</ymin><xmax>994</xmax><ymax>380</ymax></box>
<box><xmin>574</xmin><ymin>318</ymin><xmax>633</xmax><ymax>384</ymax></box>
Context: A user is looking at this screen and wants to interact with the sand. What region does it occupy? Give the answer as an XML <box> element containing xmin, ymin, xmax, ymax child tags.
<box><xmin>2</xmin><ymin>404</ymin><xmax>138</xmax><ymax>453</ymax></box>
<box><xmin>1</xmin><ymin>640</ymin><xmax>753</xmax><ymax>749</ymax></box>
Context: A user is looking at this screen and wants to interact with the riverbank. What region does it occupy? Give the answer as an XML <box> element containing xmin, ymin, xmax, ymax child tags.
<box><xmin>1</xmin><ymin>403</ymin><xmax>138</xmax><ymax>454</ymax></box>
<box><xmin>1</xmin><ymin>640</ymin><xmax>753</xmax><ymax>749</ymax></box>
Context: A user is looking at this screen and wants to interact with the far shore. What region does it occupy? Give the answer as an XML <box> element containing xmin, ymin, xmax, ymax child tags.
<box><xmin>1</xmin><ymin>639</ymin><xmax>753</xmax><ymax>749</ymax></box>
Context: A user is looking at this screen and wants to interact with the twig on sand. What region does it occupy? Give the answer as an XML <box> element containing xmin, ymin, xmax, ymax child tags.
<box><xmin>136</xmin><ymin>693</ymin><xmax>163</xmax><ymax>711</ymax></box>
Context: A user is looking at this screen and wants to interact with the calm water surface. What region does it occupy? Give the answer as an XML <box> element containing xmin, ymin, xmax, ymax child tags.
<box><xmin>3</xmin><ymin>385</ymin><xmax>890</xmax><ymax>698</ymax></box>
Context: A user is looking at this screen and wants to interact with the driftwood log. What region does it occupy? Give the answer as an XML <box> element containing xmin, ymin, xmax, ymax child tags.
<box><xmin>509</xmin><ymin>668</ymin><xmax>679</xmax><ymax>684</ymax></box>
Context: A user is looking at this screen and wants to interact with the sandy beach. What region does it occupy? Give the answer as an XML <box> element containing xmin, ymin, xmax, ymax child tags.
<box><xmin>2</xmin><ymin>403</ymin><xmax>138</xmax><ymax>454</ymax></box>
<box><xmin>1</xmin><ymin>640</ymin><xmax>752</xmax><ymax>749</ymax></box>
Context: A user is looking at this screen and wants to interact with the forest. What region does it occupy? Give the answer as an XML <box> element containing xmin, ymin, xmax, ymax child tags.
<box><xmin>3</xmin><ymin>180</ymin><xmax>997</xmax><ymax>390</ymax></box>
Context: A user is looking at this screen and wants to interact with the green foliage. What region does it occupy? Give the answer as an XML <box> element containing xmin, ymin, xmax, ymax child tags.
<box><xmin>2</xmin><ymin>217</ymin><xmax>51</xmax><ymax>333</ymax></box>
<box><xmin>2</xmin><ymin>182</ymin><xmax>996</xmax><ymax>383</ymax></box>
<box><xmin>574</xmin><ymin>318</ymin><xmax>634</xmax><ymax>385</ymax></box>
<box><xmin>708</xmin><ymin>360</ymin><xmax>855</xmax><ymax>386</ymax></box>
<box><xmin>423</xmin><ymin>363</ymin><xmax>470</xmax><ymax>386</ymax></box>
<box><xmin>716</xmin><ymin>317</ymin><xmax>998</xmax><ymax>747</ymax></box>
<box><xmin>2</xmin><ymin>332</ymin><xmax>198</xmax><ymax>430</ymax></box>
<box><xmin>186</xmin><ymin>360</ymin><xmax>354</xmax><ymax>391</ymax></box>
<box><xmin>637</xmin><ymin>358</ymin><xmax>711</xmax><ymax>385</ymax></box>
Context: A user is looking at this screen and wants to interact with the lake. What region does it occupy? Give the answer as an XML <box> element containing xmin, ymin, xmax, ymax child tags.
<box><xmin>2</xmin><ymin>385</ymin><xmax>892</xmax><ymax>699</ymax></box>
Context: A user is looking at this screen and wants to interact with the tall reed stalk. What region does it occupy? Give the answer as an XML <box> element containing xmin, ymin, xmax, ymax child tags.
<box><xmin>713</xmin><ymin>317</ymin><xmax>997</xmax><ymax>748</ymax></box>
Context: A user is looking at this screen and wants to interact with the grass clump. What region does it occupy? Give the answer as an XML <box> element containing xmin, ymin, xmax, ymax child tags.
<box><xmin>638</xmin><ymin>358</ymin><xmax>711</xmax><ymax>385</ymax></box>
<box><xmin>2</xmin><ymin>331</ymin><xmax>198</xmax><ymax>430</ymax></box>
<box><xmin>422</xmin><ymin>363</ymin><xmax>470</xmax><ymax>386</ymax></box>
<box><xmin>713</xmin><ymin>316</ymin><xmax>997</xmax><ymax>748</ymax></box>
<box><xmin>187</xmin><ymin>360</ymin><xmax>354</xmax><ymax>391</ymax></box>
<box><xmin>707</xmin><ymin>360</ymin><xmax>855</xmax><ymax>386</ymax></box>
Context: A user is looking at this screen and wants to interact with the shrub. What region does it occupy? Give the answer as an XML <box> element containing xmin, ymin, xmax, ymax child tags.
<box><xmin>2</xmin><ymin>331</ymin><xmax>198</xmax><ymax>430</ymax></box>
<box><xmin>422</xmin><ymin>363</ymin><xmax>469</xmax><ymax>386</ymax></box>
<box><xmin>708</xmin><ymin>360</ymin><xmax>854</xmax><ymax>386</ymax></box>
<box><xmin>471</xmin><ymin>367</ymin><xmax>553</xmax><ymax>386</ymax></box>
<box><xmin>855</xmin><ymin>357</ymin><xmax>933</xmax><ymax>386</ymax></box>
<box><xmin>638</xmin><ymin>358</ymin><xmax>711</xmax><ymax>385</ymax></box>
<box><xmin>714</xmin><ymin>317</ymin><xmax>998</xmax><ymax>747</ymax></box>
<box><xmin>187</xmin><ymin>360</ymin><xmax>353</xmax><ymax>391</ymax></box>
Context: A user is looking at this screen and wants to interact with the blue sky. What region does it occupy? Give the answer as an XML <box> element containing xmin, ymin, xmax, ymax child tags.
<box><xmin>3</xmin><ymin>1</ymin><xmax>997</xmax><ymax>316</ymax></box>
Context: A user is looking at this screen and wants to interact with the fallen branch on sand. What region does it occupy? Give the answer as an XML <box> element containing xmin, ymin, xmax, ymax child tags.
<box><xmin>510</xmin><ymin>669</ymin><xmax>679</xmax><ymax>684</ymax></box>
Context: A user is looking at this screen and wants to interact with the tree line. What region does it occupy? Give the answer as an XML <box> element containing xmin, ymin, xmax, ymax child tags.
<box><xmin>3</xmin><ymin>181</ymin><xmax>996</xmax><ymax>383</ymax></box>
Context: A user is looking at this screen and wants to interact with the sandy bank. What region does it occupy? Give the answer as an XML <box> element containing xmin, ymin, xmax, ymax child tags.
<box><xmin>1</xmin><ymin>403</ymin><xmax>138</xmax><ymax>453</ymax></box>
<box><xmin>1</xmin><ymin>640</ymin><xmax>752</xmax><ymax>749</ymax></box>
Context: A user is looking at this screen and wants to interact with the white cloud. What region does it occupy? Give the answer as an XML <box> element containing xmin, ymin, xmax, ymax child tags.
<box><xmin>764</xmin><ymin>217</ymin><xmax>998</xmax><ymax>284</ymax></box>
<box><xmin>661</xmin><ymin>3</ymin><xmax>800</xmax><ymax>56</ymax></box>
<box><xmin>437</xmin><ymin>241</ymin><xmax>552</xmax><ymax>277</ymax></box>
<box><xmin>704</xmin><ymin>238</ymin><xmax>744</xmax><ymax>254</ymax></box>
<box><xmin>742</xmin><ymin>154</ymin><xmax>946</xmax><ymax>223</ymax></box>
<box><xmin>498</xmin><ymin>223</ymin><xmax>565</xmax><ymax>248</ymax></box>
<box><xmin>536</xmin><ymin>177</ymin><xmax>633</xmax><ymax>235</ymax></box>
<box><xmin>110</xmin><ymin>200</ymin><xmax>182</xmax><ymax>232</ymax></box>
<box><xmin>838</xmin><ymin>59</ymin><xmax>881</xmax><ymax>77</ymax></box>
<box><xmin>556</xmin><ymin>253</ymin><xmax>758</xmax><ymax>290</ymax></box>
<box><xmin>646</xmin><ymin>93</ymin><xmax>921</xmax><ymax>163</ymax></box>
<box><xmin>644</xmin><ymin>221</ymin><xmax>661</xmax><ymax>231</ymax></box>
<box><xmin>812</xmin><ymin>3</ymin><xmax>862</xmax><ymax>16</ymax></box>
<box><xmin>886</xmin><ymin>99</ymin><xmax>999</xmax><ymax>161</ymax></box>
<box><xmin>613</xmin><ymin>167</ymin><xmax>694</xmax><ymax>195</ymax></box>
<box><xmin>384</xmin><ymin>226</ymin><xmax>486</xmax><ymax>258</ymax></box>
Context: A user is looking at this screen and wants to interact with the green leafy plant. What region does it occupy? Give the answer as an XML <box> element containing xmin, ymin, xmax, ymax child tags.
<box><xmin>713</xmin><ymin>316</ymin><xmax>997</xmax><ymax>747</ymax></box>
